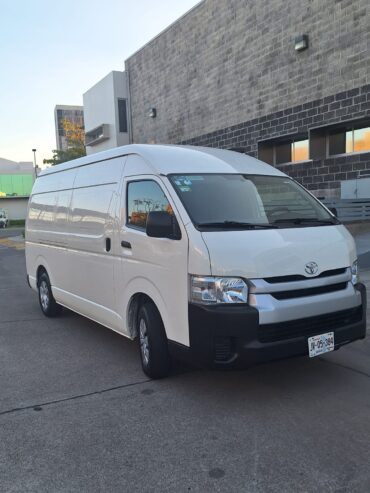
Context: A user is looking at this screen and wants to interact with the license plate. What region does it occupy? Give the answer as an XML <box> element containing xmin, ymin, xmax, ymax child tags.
<box><xmin>308</xmin><ymin>332</ymin><xmax>334</xmax><ymax>358</ymax></box>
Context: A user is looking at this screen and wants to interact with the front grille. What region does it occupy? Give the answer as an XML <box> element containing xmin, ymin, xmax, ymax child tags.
<box><xmin>214</xmin><ymin>337</ymin><xmax>233</xmax><ymax>362</ymax></box>
<box><xmin>258</xmin><ymin>306</ymin><xmax>363</xmax><ymax>343</ymax></box>
<box><xmin>263</xmin><ymin>268</ymin><xmax>347</xmax><ymax>284</ymax></box>
<box><xmin>272</xmin><ymin>282</ymin><xmax>347</xmax><ymax>300</ymax></box>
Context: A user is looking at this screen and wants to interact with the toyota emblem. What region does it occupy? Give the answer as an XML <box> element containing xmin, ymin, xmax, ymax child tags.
<box><xmin>305</xmin><ymin>262</ymin><xmax>318</xmax><ymax>275</ymax></box>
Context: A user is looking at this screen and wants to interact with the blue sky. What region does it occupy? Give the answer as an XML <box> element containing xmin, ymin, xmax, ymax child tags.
<box><xmin>0</xmin><ymin>0</ymin><xmax>200</xmax><ymax>165</ymax></box>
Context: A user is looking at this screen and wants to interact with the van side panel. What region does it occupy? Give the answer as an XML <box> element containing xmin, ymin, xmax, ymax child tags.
<box><xmin>26</xmin><ymin>158</ymin><xmax>126</xmax><ymax>332</ymax></box>
<box><xmin>57</xmin><ymin>158</ymin><xmax>124</xmax><ymax>330</ymax></box>
<box><xmin>26</xmin><ymin>168</ymin><xmax>77</xmax><ymax>290</ymax></box>
<box><xmin>60</xmin><ymin>183</ymin><xmax>117</xmax><ymax>321</ymax></box>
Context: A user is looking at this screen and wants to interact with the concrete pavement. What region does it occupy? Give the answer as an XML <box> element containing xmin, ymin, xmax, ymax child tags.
<box><xmin>0</xmin><ymin>241</ymin><xmax>370</xmax><ymax>492</ymax></box>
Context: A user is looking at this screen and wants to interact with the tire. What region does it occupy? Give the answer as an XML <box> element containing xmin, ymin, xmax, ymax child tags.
<box><xmin>38</xmin><ymin>272</ymin><xmax>61</xmax><ymax>317</ymax></box>
<box><xmin>138</xmin><ymin>302</ymin><xmax>171</xmax><ymax>379</ymax></box>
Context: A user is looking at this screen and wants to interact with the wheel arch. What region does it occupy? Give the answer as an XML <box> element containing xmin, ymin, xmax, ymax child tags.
<box><xmin>127</xmin><ymin>293</ymin><xmax>154</xmax><ymax>339</ymax></box>
<box><xmin>123</xmin><ymin>278</ymin><xmax>170</xmax><ymax>340</ymax></box>
<box><xmin>33</xmin><ymin>255</ymin><xmax>54</xmax><ymax>286</ymax></box>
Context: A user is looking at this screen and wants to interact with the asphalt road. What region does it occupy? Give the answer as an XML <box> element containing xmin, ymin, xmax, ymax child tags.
<box><xmin>359</xmin><ymin>250</ymin><xmax>370</xmax><ymax>270</ymax></box>
<box><xmin>0</xmin><ymin>227</ymin><xmax>24</xmax><ymax>239</ymax></box>
<box><xmin>1</xmin><ymin>246</ymin><xmax>370</xmax><ymax>492</ymax></box>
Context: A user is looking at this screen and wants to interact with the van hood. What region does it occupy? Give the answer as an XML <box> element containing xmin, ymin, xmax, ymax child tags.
<box><xmin>201</xmin><ymin>225</ymin><xmax>356</xmax><ymax>279</ymax></box>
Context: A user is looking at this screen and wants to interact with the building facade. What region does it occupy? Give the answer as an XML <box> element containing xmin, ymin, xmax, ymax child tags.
<box><xmin>54</xmin><ymin>105</ymin><xmax>85</xmax><ymax>151</ymax></box>
<box><xmin>0</xmin><ymin>158</ymin><xmax>35</xmax><ymax>220</ymax></box>
<box><xmin>83</xmin><ymin>71</ymin><xmax>130</xmax><ymax>155</ymax></box>
<box><xmin>125</xmin><ymin>0</ymin><xmax>370</xmax><ymax>199</ymax></box>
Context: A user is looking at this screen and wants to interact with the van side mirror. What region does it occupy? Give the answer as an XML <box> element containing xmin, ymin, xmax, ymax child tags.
<box><xmin>146</xmin><ymin>211</ymin><xmax>181</xmax><ymax>240</ymax></box>
<box><xmin>328</xmin><ymin>207</ymin><xmax>337</xmax><ymax>217</ymax></box>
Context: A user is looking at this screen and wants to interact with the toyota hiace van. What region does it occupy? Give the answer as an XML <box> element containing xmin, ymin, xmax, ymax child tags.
<box><xmin>25</xmin><ymin>145</ymin><xmax>367</xmax><ymax>378</ymax></box>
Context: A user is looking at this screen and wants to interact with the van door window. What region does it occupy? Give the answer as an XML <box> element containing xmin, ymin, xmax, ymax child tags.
<box><xmin>127</xmin><ymin>180</ymin><xmax>172</xmax><ymax>230</ymax></box>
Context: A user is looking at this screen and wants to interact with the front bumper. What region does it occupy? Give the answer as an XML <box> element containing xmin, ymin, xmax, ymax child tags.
<box><xmin>169</xmin><ymin>283</ymin><xmax>367</xmax><ymax>369</ymax></box>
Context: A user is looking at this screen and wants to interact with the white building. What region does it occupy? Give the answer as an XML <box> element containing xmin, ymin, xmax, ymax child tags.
<box><xmin>83</xmin><ymin>71</ymin><xmax>130</xmax><ymax>155</ymax></box>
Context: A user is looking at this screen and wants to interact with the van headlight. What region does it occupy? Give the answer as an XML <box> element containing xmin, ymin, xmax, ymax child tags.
<box><xmin>351</xmin><ymin>260</ymin><xmax>359</xmax><ymax>285</ymax></box>
<box><xmin>190</xmin><ymin>276</ymin><xmax>248</xmax><ymax>304</ymax></box>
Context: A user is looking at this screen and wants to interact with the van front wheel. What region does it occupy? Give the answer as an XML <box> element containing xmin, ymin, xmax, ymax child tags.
<box><xmin>138</xmin><ymin>302</ymin><xmax>171</xmax><ymax>379</ymax></box>
<box><xmin>38</xmin><ymin>272</ymin><xmax>61</xmax><ymax>317</ymax></box>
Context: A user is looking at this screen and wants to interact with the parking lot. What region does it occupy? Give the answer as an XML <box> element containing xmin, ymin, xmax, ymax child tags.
<box><xmin>1</xmin><ymin>239</ymin><xmax>370</xmax><ymax>492</ymax></box>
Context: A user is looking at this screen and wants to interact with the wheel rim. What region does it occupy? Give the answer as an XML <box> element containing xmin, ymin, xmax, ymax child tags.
<box><xmin>139</xmin><ymin>318</ymin><xmax>150</xmax><ymax>366</ymax></box>
<box><xmin>39</xmin><ymin>280</ymin><xmax>50</xmax><ymax>311</ymax></box>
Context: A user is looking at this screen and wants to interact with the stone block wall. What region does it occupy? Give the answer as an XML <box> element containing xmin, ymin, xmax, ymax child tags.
<box><xmin>125</xmin><ymin>0</ymin><xmax>370</xmax><ymax>196</ymax></box>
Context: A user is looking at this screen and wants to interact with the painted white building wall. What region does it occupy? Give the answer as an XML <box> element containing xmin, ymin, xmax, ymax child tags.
<box><xmin>0</xmin><ymin>198</ymin><xmax>29</xmax><ymax>220</ymax></box>
<box><xmin>83</xmin><ymin>71</ymin><xmax>130</xmax><ymax>155</ymax></box>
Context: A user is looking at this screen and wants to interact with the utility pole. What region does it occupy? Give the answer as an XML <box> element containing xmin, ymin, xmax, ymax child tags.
<box><xmin>32</xmin><ymin>149</ymin><xmax>37</xmax><ymax>179</ymax></box>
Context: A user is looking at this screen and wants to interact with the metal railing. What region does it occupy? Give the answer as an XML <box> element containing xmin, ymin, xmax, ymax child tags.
<box><xmin>322</xmin><ymin>199</ymin><xmax>370</xmax><ymax>222</ymax></box>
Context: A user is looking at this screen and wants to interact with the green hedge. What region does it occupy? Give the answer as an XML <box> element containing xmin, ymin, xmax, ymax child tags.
<box><xmin>9</xmin><ymin>219</ymin><xmax>25</xmax><ymax>227</ymax></box>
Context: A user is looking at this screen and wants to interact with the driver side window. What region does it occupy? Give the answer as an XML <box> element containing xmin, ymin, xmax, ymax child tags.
<box><xmin>127</xmin><ymin>180</ymin><xmax>172</xmax><ymax>230</ymax></box>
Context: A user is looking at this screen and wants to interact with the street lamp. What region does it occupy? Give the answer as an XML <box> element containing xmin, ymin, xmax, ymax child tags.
<box><xmin>32</xmin><ymin>149</ymin><xmax>37</xmax><ymax>166</ymax></box>
<box><xmin>32</xmin><ymin>149</ymin><xmax>37</xmax><ymax>179</ymax></box>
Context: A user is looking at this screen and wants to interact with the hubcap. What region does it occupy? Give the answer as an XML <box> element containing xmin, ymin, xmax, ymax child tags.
<box><xmin>39</xmin><ymin>281</ymin><xmax>50</xmax><ymax>311</ymax></box>
<box><xmin>139</xmin><ymin>318</ymin><xmax>150</xmax><ymax>366</ymax></box>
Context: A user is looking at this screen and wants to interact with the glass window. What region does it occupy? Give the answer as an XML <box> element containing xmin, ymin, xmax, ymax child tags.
<box><xmin>127</xmin><ymin>181</ymin><xmax>172</xmax><ymax>230</ymax></box>
<box><xmin>259</xmin><ymin>138</ymin><xmax>309</xmax><ymax>165</ymax></box>
<box><xmin>169</xmin><ymin>174</ymin><xmax>335</xmax><ymax>229</ymax></box>
<box><xmin>118</xmin><ymin>99</ymin><xmax>128</xmax><ymax>133</ymax></box>
<box><xmin>329</xmin><ymin>125</ymin><xmax>370</xmax><ymax>156</ymax></box>
<box><xmin>353</xmin><ymin>127</ymin><xmax>370</xmax><ymax>152</ymax></box>
<box><xmin>293</xmin><ymin>139</ymin><xmax>309</xmax><ymax>162</ymax></box>
<box><xmin>345</xmin><ymin>130</ymin><xmax>353</xmax><ymax>153</ymax></box>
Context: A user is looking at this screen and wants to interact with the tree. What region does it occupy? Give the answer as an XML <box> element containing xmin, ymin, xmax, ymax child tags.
<box><xmin>62</xmin><ymin>118</ymin><xmax>85</xmax><ymax>145</ymax></box>
<box><xmin>43</xmin><ymin>118</ymin><xmax>86</xmax><ymax>166</ymax></box>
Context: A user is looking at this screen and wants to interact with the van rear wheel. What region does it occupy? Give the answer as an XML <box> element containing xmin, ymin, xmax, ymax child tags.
<box><xmin>38</xmin><ymin>272</ymin><xmax>61</xmax><ymax>317</ymax></box>
<box><xmin>138</xmin><ymin>302</ymin><xmax>171</xmax><ymax>379</ymax></box>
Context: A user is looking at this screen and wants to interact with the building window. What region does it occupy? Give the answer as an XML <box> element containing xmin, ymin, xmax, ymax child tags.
<box><xmin>292</xmin><ymin>139</ymin><xmax>309</xmax><ymax>162</ymax></box>
<box><xmin>118</xmin><ymin>98</ymin><xmax>128</xmax><ymax>133</ymax></box>
<box><xmin>346</xmin><ymin>126</ymin><xmax>370</xmax><ymax>153</ymax></box>
<box><xmin>311</xmin><ymin>121</ymin><xmax>370</xmax><ymax>159</ymax></box>
<box><xmin>127</xmin><ymin>180</ymin><xmax>172</xmax><ymax>230</ymax></box>
<box><xmin>259</xmin><ymin>137</ymin><xmax>309</xmax><ymax>165</ymax></box>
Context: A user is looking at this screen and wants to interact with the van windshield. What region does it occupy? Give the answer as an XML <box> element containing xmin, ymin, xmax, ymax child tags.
<box><xmin>169</xmin><ymin>174</ymin><xmax>338</xmax><ymax>230</ymax></box>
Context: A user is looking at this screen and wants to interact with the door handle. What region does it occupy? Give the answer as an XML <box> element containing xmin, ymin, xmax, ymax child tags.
<box><xmin>121</xmin><ymin>240</ymin><xmax>132</xmax><ymax>249</ymax></box>
<box><xmin>105</xmin><ymin>238</ymin><xmax>111</xmax><ymax>252</ymax></box>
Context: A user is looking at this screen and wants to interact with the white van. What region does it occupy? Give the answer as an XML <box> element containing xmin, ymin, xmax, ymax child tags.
<box><xmin>25</xmin><ymin>145</ymin><xmax>367</xmax><ymax>378</ymax></box>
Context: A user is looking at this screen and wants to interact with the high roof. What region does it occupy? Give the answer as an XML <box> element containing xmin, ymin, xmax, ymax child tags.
<box><xmin>40</xmin><ymin>144</ymin><xmax>285</xmax><ymax>177</ymax></box>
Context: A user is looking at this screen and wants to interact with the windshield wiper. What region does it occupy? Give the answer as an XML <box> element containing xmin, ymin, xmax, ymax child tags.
<box><xmin>197</xmin><ymin>221</ymin><xmax>279</xmax><ymax>229</ymax></box>
<box><xmin>273</xmin><ymin>217</ymin><xmax>338</xmax><ymax>225</ymax></box>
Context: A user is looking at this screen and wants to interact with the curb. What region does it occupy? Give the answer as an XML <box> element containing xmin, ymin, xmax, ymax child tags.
<box><xmin>0</xmin><ymin>238</ymin><xmax>25</xmax><ymax>250</ymax></box>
